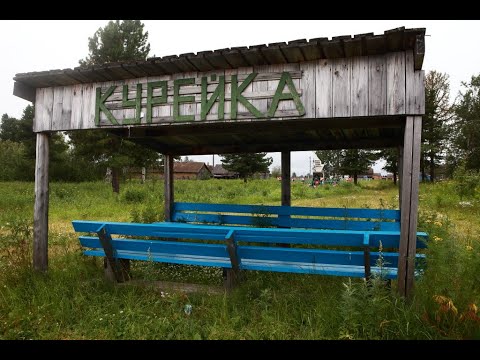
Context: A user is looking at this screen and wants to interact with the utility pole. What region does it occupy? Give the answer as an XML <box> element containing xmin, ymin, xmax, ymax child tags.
<box><xmin>212</xmin><ymin>154</ymin><xmax>215</xmax><ymax>167</ymax></box>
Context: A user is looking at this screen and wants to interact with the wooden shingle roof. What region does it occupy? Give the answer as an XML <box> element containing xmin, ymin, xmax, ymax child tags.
<box><xmin>13</xmin><ymin>27</ymin><xmax>425</xmax><ymax>91</ymax></box>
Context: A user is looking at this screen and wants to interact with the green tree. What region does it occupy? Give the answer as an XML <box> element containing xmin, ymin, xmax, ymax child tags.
<box><xmin>72</xmin><ymin>20</ymin><xmax>159</xmax><ymax>193</ymax></box>
<box><xmin>220</xmin><ymin>153</ymin><xmax>272</xmax><ymax>183</ymax></box>
<box><xmin>0</xmin><ymin>140</ymin><xmax>27</xmax><ymax>180</ymax></box>
<box><xmin>422</xmin><ymin>71</ymin><xmax>452</xmax><ymax>182</ymax></box>
<box><xmin>315</xmin><ymin>150</ymin><xmax>342</xmax><ymax>179</ymax></box>
<box><xmin>339</xmin><ymin>149</ymin><xmax>378</xmax><ymax>185</ymax></box>
<box><xmin>270</xmin><ymin>166</ymin><xmax>281</xmax><ymax>178</ymax></box>
<box><xmin>1</xmin><ymin>105</ymin><xmax>72</xmax><ymax>181</ymax></box>
<box><xmin>452</xmin><ymin>74</ymin><xmax>480</xmax><ymax>171</ymax></box>
<box><xmin>379</xmin><ymin>148</ymin><xmax>399</xmax><ymax>185</ymax></box>
<box><xmin>79</xmin><ymin>20</ymin><xmax>150</xmax><ymax>66</ymax></box>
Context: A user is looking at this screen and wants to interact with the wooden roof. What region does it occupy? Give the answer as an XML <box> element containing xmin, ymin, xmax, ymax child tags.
<box><xmin>173</xmin><ymin>161</ymin><xmax>210</xmax><ymax>174</ymax></box>
<box><xmin>13</xmin><ymin>27</ymin><xmax>425</xmax><ymax>90</ymax></box>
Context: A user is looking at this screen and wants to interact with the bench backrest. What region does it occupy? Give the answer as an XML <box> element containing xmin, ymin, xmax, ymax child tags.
<box><xmin>172</xmin><ymin>202</ymin><xmax>401</xmax><ymax>231</ymax></box>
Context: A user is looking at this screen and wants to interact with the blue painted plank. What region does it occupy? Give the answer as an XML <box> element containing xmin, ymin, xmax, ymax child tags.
<box><xmin>173</xmin><ymin>213</ymin><xmax>400</xmax><ymax>231</ymax></box>
<box><xmin>80</xmin><ymin>236</ymin><xmax>229</xmax><ymax>258</ymax></box>
<box><xmin>84</xmin><ymin>249</ymin><xmax>232</xmax><ymax>268</ymax></box>
<box><xmin>73</xmin><ymin>221</ymin><xmax>427</xmax><ymax>248</ymax></box>
<box><xmin>174</xmin><ymin>202</ymin><xmax>400</xmax><ymax>220</ymax></box>
<box><xmin>82</xmin><ymin>249</ymin><xmax>398</xmax><ymax>279</ymax></box>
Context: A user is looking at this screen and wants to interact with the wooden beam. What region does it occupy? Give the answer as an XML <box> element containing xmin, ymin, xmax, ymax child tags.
<box><xmin>406</xmin><ymin>116</ymin><xmax>422</xmax><ymax>297</ymax></box>
<box><xmin>224</xmin><ymin>229</ymin><xmax>242</xmax><ymax>290</ymax></box>
<box><xmin>398</xmin><ymin>145</ymin><xmax>403</xmax><ymax>209</ymax></box>
<box><xmin>281</xmin><ymin>151</ymin><xmax>291</xmax><ymax>207</ymax></box>
<box><xmin>13</xmin><ymin>81</ymin><xmax>36</xmax><ymax>102</ymax></box>
<box><xmin>280</xmin><ymin>151</ymin><xmax>291</xmax><ymax>248</ymax></box>
<box><xmin>146</xmin><ymin>136</ymin><xmax>403</xmax><ymax>156</ymax></box>
<box><xmin>363</xmin><ymin>233</ymin><xmax>371</xmax><ymax>281</ymax></box>
<box><xmin>33</xmin><ymin>133</ymin><xmax>49</xmax><ymax>272</ymax></box>
<box><xmin>164</xmin><ymin>154</ymin><xmax>174</xmax><ymax>222</ymax></box>
<box><xmin>398</xmin><ymin>117</ymin><xmax>414</xmax><ymax>297</ymax></box>
<box><xmin>97</xmin><ymin>224</ymin><xmax>130</xmax><ymax>283</ymax></box>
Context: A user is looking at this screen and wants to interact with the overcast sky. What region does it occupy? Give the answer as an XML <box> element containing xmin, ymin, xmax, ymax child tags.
<box><xmin>2</xmin><ymin>20</ymin><xmax>479</xmax><ymax>175</ymax></box>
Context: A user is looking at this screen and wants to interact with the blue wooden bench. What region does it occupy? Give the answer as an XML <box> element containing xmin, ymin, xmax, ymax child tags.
<box><xmin>72</xmin><ymin>202</ymin><xmax>428</xmax><ymax>288</ymax></box>
<box><xmin>171</xmin><ymin>202</ymin><xmax>403</xmax><ymax>231</ymax></box>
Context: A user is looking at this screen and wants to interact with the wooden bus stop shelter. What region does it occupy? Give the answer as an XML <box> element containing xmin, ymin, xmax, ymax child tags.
<box><xmin>12</xmin><ymin>27</ymin><xmax>425</xmax><ymax>297</ymax></box>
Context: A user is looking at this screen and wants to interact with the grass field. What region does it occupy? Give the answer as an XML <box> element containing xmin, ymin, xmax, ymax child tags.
<box><xmin>0</xmin><ymin>179</ymin><xmax>479</xmax><ymax>339</ymax></box>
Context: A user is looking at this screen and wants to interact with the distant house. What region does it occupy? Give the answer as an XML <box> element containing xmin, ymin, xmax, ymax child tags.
<box><xmin>212</xmin><ymin>164</ymin><xmax>239</xmax><ymax>179</ymax></box>
<box><xmin>173</xmin><ymin>162</ymin><xmax>212</xmax><ymax>180</ymax></box>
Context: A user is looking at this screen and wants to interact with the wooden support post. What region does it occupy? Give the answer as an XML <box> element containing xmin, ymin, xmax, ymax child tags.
<box><xmin>406</xmin><ymin>116</ymin><xmax>422</xmax><ymax>296</ymax></box>
<box><xmin>281</xmin><ymin>151</ymin><xmax>291</xmax><ymax>207</ymax></box>
<box><xmin>164</xmin><ymin>154</ymin><xmax>174</xmax><ymax>222</ymax></box>
<box><xmin>280</xmin><ymin>151</ymin><xmax>291</xmax><ymax>248</ymax></box>
<box><xmin>398</xmin><ymin>116</ymin><xmax>422</xmax><ymax>298</ymax></box>
<box><xmin>33</xmin><ymin>133</ymin><xmax>50</xmax><ymax>272</ymax></box>
<box><xmin>398</xmin><ymin>145</ymin><xmax>403</xmax><ymax>209</ymax></box>
<box><xmin>97</xmin><ymin>225</ymin><xmax>130</xmax><ymax>282</ymax></box>
<box><xmin>223</xmin><ymin>230</ymin><xmax>242</xmax><ymax>290</ymax></box>
<box><xmin>363</xmin><ymin>233</ymin><xmax>371</xmax><ymax>281</ymax></box>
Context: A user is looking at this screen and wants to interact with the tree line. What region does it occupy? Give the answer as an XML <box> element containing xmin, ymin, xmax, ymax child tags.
<box><xmin>1</xmin><ymin>20</ymin><xmax>480</xmax><ymax>190</ymax></box>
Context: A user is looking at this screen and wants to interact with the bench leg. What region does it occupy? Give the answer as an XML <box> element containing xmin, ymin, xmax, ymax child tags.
<box><xmin>104</xmin><ymin>257</ymin><xmax>131</xmax><ymax>283</ymax></box>
<box><xmin>222</xmin><ymin>268</ymin><xmax>241</xmax><ymax>290</ymax></box>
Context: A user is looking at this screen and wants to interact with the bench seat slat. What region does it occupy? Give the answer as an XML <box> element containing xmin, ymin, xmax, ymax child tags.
<box><xmin>74</xmin><ymin>221</ymin><xmax>427</xmax><ymax>248</ymax></box>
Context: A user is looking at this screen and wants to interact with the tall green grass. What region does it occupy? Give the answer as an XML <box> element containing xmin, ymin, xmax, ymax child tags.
<box><xmin>0</xmin><ymin>179</ymin><xmax>479</xmax><ymax>339</ymax></box>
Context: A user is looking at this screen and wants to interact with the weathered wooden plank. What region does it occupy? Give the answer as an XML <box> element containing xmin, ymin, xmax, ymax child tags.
<box><xmin>33</xmin><ymin>133</ymin><xmax>49</xmax><ymax>272</ymax></box>
<box><xmin>398</xmin><ymin>145</ymin><xmax>403</xmax><ymax>209</ymax></box>
<box><xmin>386</xmin><ymin>52</ymin><xmax>406</xmax><ymax>115</ymax></box>
<box><xmin>242</xmin><ymin>45</ymin><xmax>269</xmax><ymax>66</ymax></box>
<box><xmin>60</xmin><ymin>86</ymin><xmax>73</xmax><ymax>130</ymax></box>
<box><xmin>300</xmin><ymin>61</ymin><xmax>316</xmax><ymax>118</ymax></box>
<box><xmin>224</xmin><ymin>230</ymin><xmax>241</xmax><ymax>289</ymax></box>
<box><xmin>321</xmin><ymin>39</ymin><xmax>344</xmax><ymax>59</ymax></box>
<box><xmin>351</xmin><ymin>56</ymin><xmax>368</xmax><ymax>116</ymax></box>
<box><xmin>368</xmin><ymin>55</ymin><xmax>387</xmax><ymax>116</ymax></box>
<box><xmin>13</xmin><ymin>81</ymin><xmax>36</xmax><ymax>102</ymax></box>
<box><xmin>282</xmin><ymin>43</ymin><xmax>305</xmax><ymax>63</ymax></box>
<box><xmin>70</xmin><ymin>83</ymin><xmax>84</xmax><ymax>130</ymax></box>
<box><xmin>148</xmin><ymin>75</ymin><xmax>171</xmax><ymax>119</ymax></box>
<box><xmin>43</xmin><ymin>88</ymin><xmax>54</xmax><ymax>131</ymax></box>
<box><xmin>281</xmin><ymin>151</ymin><xmax>291</xmax><ymax>206</ymax></box>
<box><xmin>251</xmin><ymin>65</ymin><xmax>269</xmax><ymax>115</ymax></box>
<box><xmin>332</xmin><ymin>58</ymin><xmax>351</xmax><ymax>117</ymax></box>
<box><xmin>204</xmin><ymin>50</ymin><xmax>233</xmax><ymax>69</ymax></box>
<box><xmin>406</xmin><ymin>50</ymin><xmax>425</xmax><ymax>115</ymax></box>
<box><xmin>398</xmin><ymin>117</ymin><xmax>414</xmax><ymax>297</ymax></box>
<box><xmin>298</xmin><ymin>38</ymin><xmax>326</xmax><ymax>61</ymax></box>
<box><xmin>51</xmin><ymin>86</ymin><xmax>64</xmax><ymax>131</ymax></box>
<box><xmin>363</xmin><ymin>234</ymin><xmax>371</xmax><ymax>281</ymax></box>
<box><xmin>234</xmin><ymin>67</ymin><xmax>254</xmax><ymax>116</ymax></box>
<box><xmin>97</xmin><ymin>225</ymin><xmax>130</xmax><ymax>283</ymax></box>
<box><xmin>261</xmin><ymin>44</ymin><xmax>287</xmax><ymax>64</ymax></box>
<box><xmin>414</xmin><ymin>35</ymin><xmax>425</xmax><ymax>71</ymax></box>
<box><xmin>82</xmin><ymin>83</ymin><xmax>96</xmax><ymax>128</ymax></box>
<box><xmin>279</xmin><ymin>63</ymin><xmax>300</xmax><ymax>112</ymax></box>
<box><xmin>343</xmin><ymin>37</ymin><xmax>363</xmax><ymax>57</ymax></box>
<box><xmin>164</xmin><ymin>154</ymin><xmax>174</xmax><ymax>222</ymax></box>
<box><xmin>315</xmin><ymin>59</ymin><xmax>332</xmax><ymax>118</ymax></box>
<box><xmin>222</xmin><ymin>48</ymin><xmax>249</xmax><ymax>68</ymax></box>
<box><xmin>406</xmin><ymin>116</ymin><xmax>422</xmax><ymax>297</ymax></box>
<box><xmin>187</xmin><ymin>53</ymin><xmax>215</xmax><ymax>72</ymax></box>
<box><xmin>33</xmin><ymin>88</ymin><xmax>45</xmax><ymax>132</ymax></box>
